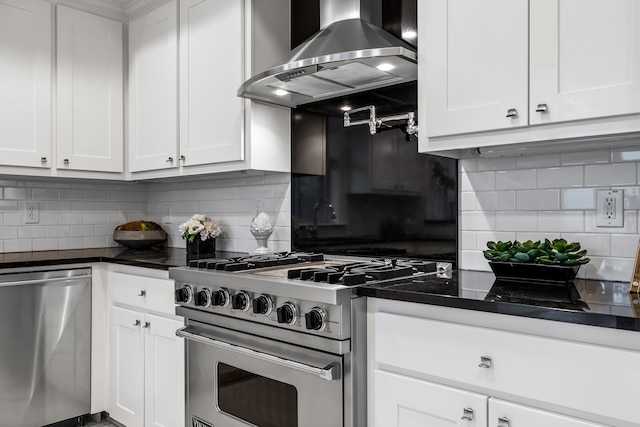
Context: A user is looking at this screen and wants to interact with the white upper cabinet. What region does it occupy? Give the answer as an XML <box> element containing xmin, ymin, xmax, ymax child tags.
<box><xmin>0</xmin><ymin>0</ymin><xmax>51</xmax><ymax>169</ymax></box>
<box><xmin>420</xmin><ymin>0</ymin><xmax>640</xmax><ymax>154</ymax></box>
<box><xmin>57</xmin><ymin>5</ymin><xmax>124</xmax><ymax>173</ymax></box>
<box><xmin>129</xmin><ymin>0</ymin><xmax>290</xmax><ymax>178</ymax></box>
<box><xmin>179</xmin><ymin>0</ymin><xmax>243</xmax><ymax>166</ymax></box>
<box><xmin>423</xmin><ymin>0</ymin><xmax>528</xmax><ymax>137</ymax></box>
<box><xmin>529</xmin><ymin>0</ymin><xmax>640</xmax><ymax>125</ymax></box>
<box><xmin>128</xmin><ymin>1</ymin><xmax>178</xmax><ymax>172</ymax></box>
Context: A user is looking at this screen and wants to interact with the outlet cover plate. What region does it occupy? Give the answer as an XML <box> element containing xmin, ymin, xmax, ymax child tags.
<box><xmin>25</xmin><ymin>201</ymin><xmax>39</xmax><ymax>224</ymax></box>
<box><xmin>596</xmin><ymin>189</ymin><xmax>623</xmax><ymax>227</ymax></box>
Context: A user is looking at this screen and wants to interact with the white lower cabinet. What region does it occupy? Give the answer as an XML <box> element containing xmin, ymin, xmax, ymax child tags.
<box><xmin>368</xmin><ymin>299</ymin><xmax>639</xmax><ymax>427</ymax></box>
<box><xmin>374</xmin><ymin>370</ymin><xmax>488</xmax><ymax>427</ymax></box>
<box><xmin>106</xmin><ymin>270</ymin><xmax>184</xmax><ymax>427</ymax></box>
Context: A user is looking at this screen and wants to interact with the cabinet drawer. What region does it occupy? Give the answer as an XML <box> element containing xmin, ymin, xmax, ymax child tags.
<box><xmin>109</xmin><ymin>271</ymin><xmax>176</xmax><ymax>315</ymax></box>
<box><xmin>374</xmin><ymin>312</ymin><xmax>639</xmax><ymax>425</ymax></box>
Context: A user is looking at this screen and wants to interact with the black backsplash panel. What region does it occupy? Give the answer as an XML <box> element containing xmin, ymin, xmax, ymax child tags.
<box><xmin>291</xmin><ymin>106</ymin><xmax>458</xmax><ymax>262</ymax></box>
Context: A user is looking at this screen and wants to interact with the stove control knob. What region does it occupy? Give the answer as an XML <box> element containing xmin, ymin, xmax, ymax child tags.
<box><xmin>194</xmin><ymin>288</ymin><xmax>211</xmax><ymax>308</ymax></box>
<box><xmin>277</xmin><ymin>302</ymin><xmax>297</xmax><ymax>325</ymax></box>
<box><xmin>253</xmin><ymin>294</ymin><xmax>273</xmax><ymax>315</ymax></box>
<box><xmin>305</xmin><ymin>307</ymin><xmax>327</xmax><ymax>331</ymax></box>
<box><xmin>212</xmin><ymin>288</ymin><xmax>230</xmax><ymax>307</ymax></box>
<box><xmin>232</xmin><ymin>290</ymin><xmax>251</xmax><ymax>311</ymax></box>
<box><xmin>175</xmin><ymin>285</ymin><xmax>193</xmax><ymax>304</ymax></box>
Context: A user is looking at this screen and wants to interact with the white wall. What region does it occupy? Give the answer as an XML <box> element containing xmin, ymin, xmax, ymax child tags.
<box><xmin>459</xmin><ymin>146</ymin><xmax>640</xmax><ymax>281</ymax></box>
<box><xmin>0</xmin><ymin>172</ymin><xmax>291</xmax><ymax>255</ymax></box>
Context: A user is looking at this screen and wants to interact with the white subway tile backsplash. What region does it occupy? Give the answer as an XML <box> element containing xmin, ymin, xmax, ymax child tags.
<box><xmin>4</xmin><ymin>239</ymin><xmax>32</xmax><ymax>252</ymax></box>
<box><xmin>561</xmin><ymin>188</ymin><xmax>596</xmax><ymax>210</ymax></box>
<box><xmin>620</xmin><ymin>187</ymin><xmax>640</xmax><ymax>209</ymax></box>
<box><xmin>33</xmin><ymin>238</ymin><xmax>59</xmax><ymax>251</ymax></box>
<box><xmin>496</xmin><ymin>169</ymin><xmax>537</xmax><ymax>190</ymax></box>
<box><xmin>476</xmin><ymin>231</ymin><xmax>517</xmax><ymax>249</ymax></box>
<box><xmin>560</xmin><ymin>150</ymin><xmax>609</xmax><ymax>166</ymax></box>
<box><xmin>4</xmin><ymin>188</ymin><xmax>31</xmax><ymax>200</ymax></box>
<box><xmin>585</xmin><ymin>163</ymin><xmax>636</xmax><ymax>186</ymax></box>
<box><xmin>495</xmin><ymin>211</ymin><xmax>537</xmax><ymax>231</ymax></box>
<box><xmin>516</xmin><ymin>189</ymin><xmax>560</xmax><ymax>210</ymax></box>
<box><xmin>0</xmin><ymin>201</ymin><xmax>17</xmax><ymax>212</ymax></box>
<box><xmin>516</xmin><ymin>154</ymin><xmax>560</xmax><ymax>169</ymax></box>
<box><xmin>537</xmin><ymin>166</ymin><xmax>583</xmax><ymax>188</ymax></box>
<box><xmin>610</xmin><ymin>234</ymin><xmax>640</xmax><ymax>257</ymax></box>
<box><xmin>460</xmin><ymin>250</ymin><xmax>492</xmax><ymax>271</ymax></box>
<box><xmin>515</xmin><ymin>232</ymin><xmax>561</xmax><ymax>243</ymax></box>
<box><xmin>461</xmin><ymin>211</ymin><xmax>496</xmax><ymax>231</ymax></box>
<box><xmin>538</xmin><ymin>211</ymin><xmax>584</xmax><ymax>232</ymax></box>
<box><xmin>460</xmin><ymin>193</ymin><xmax>477</xmax><ymax>211</ymax></box>
<box><xmin>18</xmin><ymin>226</ymin><xmax>45</xmax><ymax>239</ymax></box>
<box><xmin>476</xmin><ymin>191</ymin><xmax>516</xmax><ymax>211</ymax></box>
<box><xmin>459</xmin><ymin>158</ymin><xmax>478</xmax><ymax>173</ymax></box>
<box><xmin>611</xmin><ymin>146</ymin><xmax>640</xmax><ymax>162</ymax></box>
<box><xmin>0</xmin><ymin>227</ymin><xmax>18</xmax><ymax>239</ymax></box>
<box><xmin>461</xmin><ymin>171</ymin><xmax>495</xmax><ymax>191</ymax></box>
<box><xmin>477</xmin><ymin>157</ymin><xmax>516</xmax><ymax>171</ymax></box>
<box><xmin>560</xmin><ymin>233</ymin><xmax>610</xmax><ymax>257</ymax></box>
<box><xmin>460</xmin><ymin>231</ymin><xmax>476</xmax><ymax>250</ymax></box>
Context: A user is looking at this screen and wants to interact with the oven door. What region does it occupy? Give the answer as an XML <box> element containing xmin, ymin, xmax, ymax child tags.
<box><xmin>177</xmin><ymin>320</ymin><xmax>344</xmax><ymax>427</ymax></box>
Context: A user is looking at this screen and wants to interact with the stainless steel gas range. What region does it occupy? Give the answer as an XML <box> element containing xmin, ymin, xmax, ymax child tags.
<box><xmin>169</xmin><ymin>253</ymin><xmax>451</xmax><ymax>427</ymax></box>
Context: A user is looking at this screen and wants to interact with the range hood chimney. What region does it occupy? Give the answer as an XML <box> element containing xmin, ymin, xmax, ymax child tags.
<box><xmin>237</xmin><ymin>0</ymin><xmax>417</xmax><ymax>108</ymax></box>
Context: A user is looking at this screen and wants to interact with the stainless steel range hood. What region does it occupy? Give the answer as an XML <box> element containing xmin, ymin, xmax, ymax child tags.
<box><xmin>237</xmin><ymin>0</ymin><xmax>417</xmax><ymax>108</ymax></box>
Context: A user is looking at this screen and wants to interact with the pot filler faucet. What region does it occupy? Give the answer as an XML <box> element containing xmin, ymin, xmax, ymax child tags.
<box><xmin>343</xmin><ymin>105</ymin><xmax>418</xmax><ymax>138</ymax></box>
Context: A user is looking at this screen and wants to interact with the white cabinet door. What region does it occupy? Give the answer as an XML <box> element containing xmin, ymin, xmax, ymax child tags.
<box><xmin>530</xmin><ymin>0</ymin><xmax>640</xmax><ymax>125</ymax></box>
<box><xmin>129</xmin><ymin>1</ymin><xmax>178</xmax><ymax>172</ymax></box>
<box><xmin>179</xmin><ymin>0</ymin><xmax>244</xmax><ymax>166</ymax></box>
<box><xmin>56</xmin><ymin>5</ymin><xmax>123</xmax><ymax>172</ymax></box>
<box><xmin>144</xmin><ymin>314</ymin><xmax>185</xmax><ymax>427</ymax></box>
<box><xmin>109</xmin><ymin>306</ymin><xmax>145</xmax><ymax>427</ymax></box>
<box><xmin>421</xmin><ymin>0</ymin><xmax>528</xmax><ymax>137</ymax></box>
<box><xmin>489</xmin><ymin>399</ymin><xmax>606</xmax><ymax>427</ymax></box>
<box><xmin>374</xmin><ymin>370</ymin><xmax>488</xmax><ymax>427</ymax></box>
<box><xmin>0</xmin><ymin>0</ymin><xmax>51</xmax><ymax>168</ymax></box>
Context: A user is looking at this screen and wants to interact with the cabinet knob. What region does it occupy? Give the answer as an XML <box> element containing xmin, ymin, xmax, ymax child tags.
<box><xmin>138</xmin><ymin>290</ymin><xmax>146</xmax><ymax>297</ymax></box>
<box><xmin>535</xmin><ymin>103</ymin><xmax>548</xmax><ymax>113</ymax></box>
<box><xmin>63</xmin><ymin>158</ymin><xmax>70</xmax><ymax>165</ymax></box>
<box><xmin>461</xmin><ymin>407</ymin><xmax>474</xmax><ymax>421</ymax></box>
<box><xmin>133</xmin><ymin>319</ymin><xmax>141</xmax><ymax>327</ymax></box>
<box><xmin>506</xmin><ymin>108</ymin><xmax>518</xmax><ymax>118</ymax></box>
<box><xmin>478</xmin><ymin>355</ymin><xmax>492</xmax><ymax>368</ymax></box>
<box><xmin>179</xmin><ymin>155</ymin><xmax>185</xmax><ymax>161</ymax></box>
<box><xmin>41</xmin><ymin>157</ymin><xmax>48</xmax><ymax>163</ymax></box>
<box><xmin>497</xmin><ymin>416</ymin><xmax>511</xmax><ymax>427</ymax></box>
<box><xmin>143</xmin><ymin>321</ymin><xmax>150</xmax><ymax>328</ymax></box>
<box><xmin>166</xmin><ymin>157</ymin><xmax>174</xmax><ymax>163</ymax></box>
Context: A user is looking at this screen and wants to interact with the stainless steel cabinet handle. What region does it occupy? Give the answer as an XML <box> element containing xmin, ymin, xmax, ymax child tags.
<box><xmin>133</xmin><ymin>320</ymin><xmax>141</xmax><ymax>326</ymax></box>
<box><xmin>63</xmin><ymin>159</ymin><xmax>70</xmax><ymax>165</ymax></box>
<box><xmin>166</xmin><ymin>157</ymin><xmax>173</xmax><ymax>163</ymax></box>
<box><xmin>536</xmin><ymin>103</ymin><xmax>548</xmax><ymax>112</ymax></box>
<box><xmin>461</xmin><ymin>407</ymin><xmax>474</xmax><ymax>421</ymax></box>
<box><xmin>506</xmin><ymin>108</ymin><xmax>518</xmax><ymax>118</ymax></box>
<box><xmin>41</xmin><ymin>157</ymin><xmax>48</xmax><ymax>163</ymax></box>
<box><xmin>143</xmin><ymin>322</ymin><xmax>150</xmax><ymax>328</ymax></box>
<box><xmin>138</xmin><ymin>290</ymin><xmax>146</xmax><ymax>297</ymax></box>
<box><xmin>176</xmin><ymin>327</ymin><xmax>341</xmax><ymax>381</ymax></box>
<box><xmin>179</xmin><ymin>155</ymin><xmax>186</xmax><ymax>161</ymax></box>
<box><xmin>498</xmin><ymin>416</ymin><xmax>511</xmax><ymax>427</ymax></box>
<box><xmin>479</xmin><ymin>355</ymin><xmax>492</xmax><ymax>368</ymax></box>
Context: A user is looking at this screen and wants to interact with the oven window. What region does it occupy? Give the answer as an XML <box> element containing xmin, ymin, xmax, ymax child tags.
<box><xmin>218</xmin><ymin>362</ymin><xmax>298</xmax><ymax>427</ymax></box>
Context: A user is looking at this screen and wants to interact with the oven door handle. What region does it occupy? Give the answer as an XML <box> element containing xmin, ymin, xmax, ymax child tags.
<box><xmin>176</xmin><ymin>327</ymin><xmax>341</xmax><ymax>381</ymax></box>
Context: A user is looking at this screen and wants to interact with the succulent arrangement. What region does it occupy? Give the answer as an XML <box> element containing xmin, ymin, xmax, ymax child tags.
<box><xmin>483</xmin><ymin>239</ymin><xmax>590</xmax><ymax>266</ymax></box>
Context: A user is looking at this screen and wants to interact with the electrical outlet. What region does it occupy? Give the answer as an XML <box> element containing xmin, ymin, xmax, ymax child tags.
<box><xmin>252</xmin><ymin>200</ymin><xmax>264</xmax><ymax>216</ymax></box>
<box><xmin>25</xmin><ymin>201</ymin><xmax>39</xmax><ymax>224</ymax></box>
<box><xmin>596</xmin><ymin>189</ymin><xmax>623</xmax><ymax>227</ymax></box>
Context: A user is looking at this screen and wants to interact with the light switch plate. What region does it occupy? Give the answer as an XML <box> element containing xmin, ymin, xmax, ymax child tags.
<box><xmin>596</xmin><ymin>189</ymin><xmax>623</xmax><ymax>227</ymax></box>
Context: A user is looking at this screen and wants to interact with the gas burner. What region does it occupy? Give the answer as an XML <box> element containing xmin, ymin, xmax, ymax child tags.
<box><xmin>188</xmin><ymin>252</ymin><xmax>324</xmax><ymax>271</ymax></box>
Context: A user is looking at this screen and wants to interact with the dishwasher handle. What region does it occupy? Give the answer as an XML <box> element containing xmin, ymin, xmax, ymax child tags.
<box><xmin>176</xmin><ymin>327</ymin><xmax>341</xmax><ymax>381</ymax></box>
<box><xmin>0</xmin><ymin>274</ymin><xmax>93</xmax><ymax>288</ymax></box>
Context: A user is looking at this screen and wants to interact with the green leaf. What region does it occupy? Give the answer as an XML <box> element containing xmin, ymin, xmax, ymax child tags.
<box><xmin>487</xmin><ymin>241</ymin><xmax>497</xmax><ymax>250</ymax></box>
<box><xmin>514</xmin><ymin>252</ymin><xmax>530</xmax><ymax>262</ymax></box>
<box><xmin>499</xmin><ymin>252</ymin><xmax>511</xmax><ymax>262</ymax></box>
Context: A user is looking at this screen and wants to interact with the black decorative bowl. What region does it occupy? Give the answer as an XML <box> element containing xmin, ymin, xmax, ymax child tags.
<box><xmin>488</xmin><ymin>261</ymin><xmax>581</xmax><ymax>284</ymax></box>
<box><xmin>113</xmin><ymin>230</ymin><xmax>167</xmax><ymax>249</ymax></box>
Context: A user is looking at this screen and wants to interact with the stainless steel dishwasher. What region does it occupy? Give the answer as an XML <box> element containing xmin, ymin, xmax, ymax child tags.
<box><xmin>0</xmin><ymin>267</ymin><xmax>91</xmax><ymax>427</ymax></box>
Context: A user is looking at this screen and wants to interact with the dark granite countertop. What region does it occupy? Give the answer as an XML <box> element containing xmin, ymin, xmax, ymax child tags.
<box><xmin>358</xmin><ymin>270</ymin><xmax>640</xmax><ymax>332</ymax></box>
<box><xmin>0</xmin><ymin>247</ymin><xmax>245</xmax><ymax>271</ymax></box>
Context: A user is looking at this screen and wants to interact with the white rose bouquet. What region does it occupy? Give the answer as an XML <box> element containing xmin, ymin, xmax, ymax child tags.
<box><xmin>179</xmin><ymin>214</ymin><xmax>222</xmax><ymax>243</ymax></box>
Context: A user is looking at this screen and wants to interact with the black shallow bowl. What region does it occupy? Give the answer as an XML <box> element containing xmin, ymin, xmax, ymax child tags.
<box><xmin>113</xmin><ymin>230</ymin><xmax>167</xmax><ymax>249</ymax></box>
<box><xmin>488</xmin><ymin>261</ymin><xmax>581</xmax><ymax>284</ymax></box>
